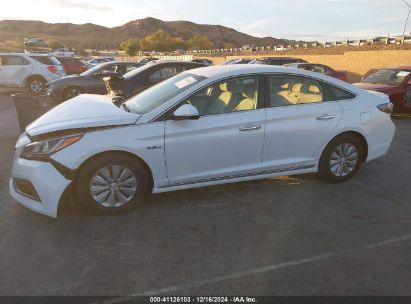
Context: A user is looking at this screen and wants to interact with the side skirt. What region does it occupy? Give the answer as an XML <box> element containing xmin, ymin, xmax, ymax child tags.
<box><xmin>153</xmin><ymin>165</ymin><xmax>316</xmax><ymax>194</ymax></box>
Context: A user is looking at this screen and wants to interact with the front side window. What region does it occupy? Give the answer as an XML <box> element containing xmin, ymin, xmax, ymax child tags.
<box><xmin>149</xmin><ymin>70</ymin><xmax>162</xmax><ymax>82</ymax></box>
<box><xmin>268</xmin><ymin>75</ymin><xmax>324</xmax><ymax>107</ymax></box>
<box><xmin>159</xmin><ymin>67</ymin><xmax>177</xmax><ymax>79</ymax></box>
<box><xmin>185</xmin><ymin>76</ymin><xmax>259</xmax><ymax>116</ymax></box>
<box><xmin>124</xmin><ymin>73</ymin><xmax>206</xmax><ymax>114</ymax></box>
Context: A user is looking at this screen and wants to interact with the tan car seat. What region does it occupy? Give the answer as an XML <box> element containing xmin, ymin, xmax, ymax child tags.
<box><xmin>283</xmin><ymin>83</ymin><xmax>302</xmax><ymax>104</ymax></box>
<box><xmin>205</xmin><ymin>82</ymin><xmax>233</xmax><ymax>115</ymax></box>
<box><xmin>298</xmin><ymin>84</ymin><xmax>323</xmax><ymax>103</ymax></box>
<box><xmin>234</xmin><ymin>82</ymin><xmax>257</xmax><ymax>111</ymax></box>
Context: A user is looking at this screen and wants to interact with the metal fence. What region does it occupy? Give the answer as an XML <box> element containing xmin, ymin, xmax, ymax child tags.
<box><xmin>182</xmin><ymin>35</ymin><xmax>411</xmax><ymax>55</ymax></box>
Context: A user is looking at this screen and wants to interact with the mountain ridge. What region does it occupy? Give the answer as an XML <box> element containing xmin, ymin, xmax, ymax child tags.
<box><xmin>0</xmin><ymin>17</ymin><xmax>296</xmax><ymax>49</ymax></box>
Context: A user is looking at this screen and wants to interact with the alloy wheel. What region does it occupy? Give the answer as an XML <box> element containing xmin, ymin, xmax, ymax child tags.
<box><xmin>329</xmin><ymin>143</ymin><xmax>358</xmax><ymax>177</ymax></box>
<box><xmin>89</xmin><ymin>165</ymin><xmax>138</xmax><ymax>207</ymax></box>
<box><xmin>30</xmin><ymin>80</ymin><xmax>44</xmax><ymax>93</ymax></box>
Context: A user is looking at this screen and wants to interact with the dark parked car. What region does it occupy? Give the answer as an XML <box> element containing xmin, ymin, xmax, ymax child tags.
<box><xmin>354</xmin><ymin>66</ymin><xmax>411</xmax><ymax>114</ymax></box>
<box><xmin>47</xmin><ymin>61</ymin><xmax>142</xmax><ymax>101</ymax></box>
<box><xmin>104</xmin><ymin>61</ymin><xmax>205</xmax><ymax>98</ymax></box>
<box><xmin>139</xmin><ymin>57</ymin><xmax>158</xmax><ymax>64</ymax></box>
<box><xmin>191</xmin><ymin>59</ymin><xmax>213</xmax><ymax>66</ymax></box>
<box><xmin>251</xmin><ymin>57</ymin><xmax>307</xmax><ymax>65</ymax></box>
<box><xmin>23</xmin><ymin>38</ymin><xmax>48</xmax><ymax>47</ymax></box>
<box><xmin>220</xmin><ymin>59</ymin><xmax>238</xmax><ymax>65</ymax></box>
<box><xmin>284</xmin><ymin>63</ymin><xmax>348</xmax><ymax>82</ymax></box>
<box><xmin>57</xmin><ymin>57</ymin><xmax>88</xmax><ymax>75</ymax></box>
<box><xmin>221</xmin><ymin>58</ymin><xmax>255</xmax><ymax>65</ymax></box>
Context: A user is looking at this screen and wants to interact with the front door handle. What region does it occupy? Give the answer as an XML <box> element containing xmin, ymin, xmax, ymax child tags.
<box><xmin>239</xmin><ymin>125</ymin><xmax>262</xmax><ymax>131</ymax></box>
<box><xmin>316</xmin><ymin>114</ymin><xmax>335</xmax><ymax>121</ymax></box>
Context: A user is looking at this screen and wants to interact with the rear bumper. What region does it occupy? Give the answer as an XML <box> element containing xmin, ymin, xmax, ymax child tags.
<box><xmin>366</xmin><ymin>117</ymin><xmax>396</xmax><ymax>162</ymax></box>
<box><xmin>9</xmin><ymin>158</ymin><xmax>71</xmax><ymax>218</ymax></box>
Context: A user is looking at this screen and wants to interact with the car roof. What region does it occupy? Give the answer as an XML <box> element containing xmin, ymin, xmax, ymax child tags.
<box><xmin>123</xmin><ymin>60</ymin><xmax>203</xmax><ymax>79</ymax></box>
<box><xmin>258</xmin><ymin>57</ymin><xmax>303</xmax><ymax>60</ymax></box>
<box><xmin>185</xmin><ymin>65</ymin><xmax>355</xmax><ymax>90</ymax></box>
<box><xmin>97</xmin><ymin>61</ymin><xmax>141</xmax><ymax>66</ymax></box>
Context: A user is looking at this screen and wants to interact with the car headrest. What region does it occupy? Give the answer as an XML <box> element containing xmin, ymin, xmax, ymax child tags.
<box><xmin>309</xmin><ymin>85</ymin><xmax>321</xmax><ymax>94</ymax></box>
<box><xmin>291</xmin><ymin>83</ymin><xmax>303</xmax><ymax>92</ymax></box>
<box><xmin>242</xmin><ymin>82</ymin><xmax>257</xmax><ymax>99</ymax></box>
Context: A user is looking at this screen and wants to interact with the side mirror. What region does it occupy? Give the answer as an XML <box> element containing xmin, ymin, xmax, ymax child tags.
<box><xmin>169</xmin><ymin>104</ymin><xmax>199</xmax><ymax>121</ymax></box>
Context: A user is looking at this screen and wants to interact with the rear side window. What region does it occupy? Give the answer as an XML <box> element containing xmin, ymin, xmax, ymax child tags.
<box><xmin>323</xmin><ymin>83</ymin><xmax>356</xmax><ymax>101</ymax></box>
<box><xmin>268</xmin><ymin>75</ymin><xmax>324</xmax><ymax>107</ymax></box>
<box><xmin>1</xmin><ymin>56</ymin><xmax>29</xmax><ymax>65</ymax></box>
<box><xmin>57</xmin><ymin>57</ymin><xmax>72</xmax><ymax>64</ymax></box>
<box><xmin>30</xmin><ymin>56</ymin><xmax>60</xmax><ymax>65</ymax></box>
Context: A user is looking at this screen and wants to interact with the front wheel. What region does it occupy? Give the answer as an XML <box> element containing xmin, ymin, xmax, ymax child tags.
<box><xmin>63</xmin><ymin>87</ymin><xmax>84</xmax><ymax>100</ymax></box>
<box><xmin>318</xmin><ymin>134</ymin><xmax>364</xmax><ymax>183</ymax></box>
<box><xmin>74</xmin><ymin>154</ymin><xmax>148</xmax><ymax>215</ymax></box>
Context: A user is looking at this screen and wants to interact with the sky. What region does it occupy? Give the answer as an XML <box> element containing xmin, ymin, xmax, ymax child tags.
<box><xmin>1</xmin><ymin>0</ymin><xmax>410</xmax><ymax>41</ymax></box>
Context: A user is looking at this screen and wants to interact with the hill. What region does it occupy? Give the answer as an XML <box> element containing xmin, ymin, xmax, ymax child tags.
<box><xmin>0</xmin><ymin>17</ymin><xmax>295</xmax><ymax>49</ymax></box>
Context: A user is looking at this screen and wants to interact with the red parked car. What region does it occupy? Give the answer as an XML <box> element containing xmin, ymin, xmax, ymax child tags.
<box><xmin>284</xmin><ymin>63</ymin><xmax>348</xmax><ymax>82</ymax></box>
<box><xmin>57</xmin><ymin>57</ymin><xmax>88</xmax><ymax>75</ymax></box>
<box><xmin>354</xmin><ymin>66</ymin><xmax>411</xmax><ymax>114</ymax></box>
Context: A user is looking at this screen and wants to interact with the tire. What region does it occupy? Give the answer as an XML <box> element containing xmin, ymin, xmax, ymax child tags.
<box><xmin>63</xmin><ymin>86</ymin><xmax>84</xmax><ymax>100</ymax></box>
<box><xmin>74</xmin><ymin>154</ymin><xmax>148</xmax><ymax>215</ymax></box>
<box><xmin>27</xmin><ymin>76</ymin><xmax>46</xmax><ymax>94</ymax></box>
<box><xmin>318</xmin><ymin>134</ymin><xmax>364</xmax><ymax>183</ymax></box>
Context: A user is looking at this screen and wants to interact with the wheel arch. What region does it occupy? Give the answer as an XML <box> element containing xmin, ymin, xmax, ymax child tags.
<box><xmin>62</xmin><ymin>85</ymin><xmax>85</xmax><ymax>99</ymax></box>
<box><xmin>73</xmin><ymin>150</ymin><xmax>154</xmax><ymax>193</ymax></box>
<box><xmin>326</xmin><ymin>131</ymin><xmax>368</xmax><ymax>162</ymax></box>
<box><xmin>25</xmin><ymin>74</ymin><xmax>46</xmax><ymax>86</ymax></box>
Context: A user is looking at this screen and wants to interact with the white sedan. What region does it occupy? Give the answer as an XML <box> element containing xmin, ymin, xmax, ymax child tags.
<box><xmin>10</xmin><ymin>65</ymin><xmax>395</xmax><ymax>218</ymax></box>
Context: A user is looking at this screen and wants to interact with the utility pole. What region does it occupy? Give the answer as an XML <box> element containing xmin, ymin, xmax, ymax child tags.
<box><xmin>402</xmin><ymin>0</ymin><xmax>411</xmax><ymax>36</ymax></box>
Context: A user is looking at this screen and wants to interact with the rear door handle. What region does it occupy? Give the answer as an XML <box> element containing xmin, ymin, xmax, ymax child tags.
<box><xmin>316</xmin><ymin>114</ymin><xmax>335</xmax><ymax>121</ymax></box>
<box><xmin>239</xmin><ymin>125</ymin><xmax>262</xmax><ymax>131</ymax></box>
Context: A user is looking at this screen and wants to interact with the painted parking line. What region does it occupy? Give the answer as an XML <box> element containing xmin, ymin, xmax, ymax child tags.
<box><xmin>91</xmin><ymin>234</ymin><xmax>411</xmax><ymax>303</ymax></box>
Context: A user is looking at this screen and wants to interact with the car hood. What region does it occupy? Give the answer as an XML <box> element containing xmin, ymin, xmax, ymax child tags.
<box><xmin>353</xmin><ymin>82</ymin><xmax>395</xmax><ymax>92</ymax></box>
<box><xmin>26</xmin><ymin>94</ymin><xmax>141</xmax><ymax>136</ymax></box>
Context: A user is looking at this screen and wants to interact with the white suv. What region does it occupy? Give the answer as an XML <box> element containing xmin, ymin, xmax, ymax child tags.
<box><xmin>0</xmin><ymin>53</ymin><xmax>64</xmax><ymax>93</ymax></box>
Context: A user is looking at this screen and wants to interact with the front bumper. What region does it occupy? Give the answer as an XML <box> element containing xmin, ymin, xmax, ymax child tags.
<box><xmin>9</xmin><ymin>157</ymin><xmax>71</xmax><ymax>218</ymax></box>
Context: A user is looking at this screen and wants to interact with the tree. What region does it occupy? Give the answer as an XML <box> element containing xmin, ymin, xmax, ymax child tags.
<box><xmin>120</xmin><ymin>38</ymin><xmax>140</xmax><ymax>56</ymax></box>
<box><xmin>48</xmin><ymin>40</ymin><xmax>64</xmax><ymax>49</ymax></box>
<box><xmin>186</xmin><ymin>35</ymin><xmax>214</xmax><ymax>50</ymax></box>
<box><xmin>139</xmin><ymin>31</ymin><xmax>185</xmax><ymax>52</ymax></box>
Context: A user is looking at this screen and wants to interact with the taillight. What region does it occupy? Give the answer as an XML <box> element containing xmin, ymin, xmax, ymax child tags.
<box><xmin>377</xmin><ymin>103</ymin><xmax>393</xmax><ymax>114</ymax></box>
<box><xmin>47</xmin><ymin>65</ymin><xmax>57</xmax><ymax>73</ymax></box>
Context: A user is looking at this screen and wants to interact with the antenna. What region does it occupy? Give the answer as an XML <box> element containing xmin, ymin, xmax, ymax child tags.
<box><xmin>402</xmin><ymin>0</ymin><xmax>411</xmax><ymax>36</ymax></box>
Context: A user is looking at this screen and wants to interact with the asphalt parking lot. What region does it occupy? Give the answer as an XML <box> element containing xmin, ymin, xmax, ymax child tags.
<box><xmin>0</xmin><ymin>93</ymin><xmax>411</xmax><ymax>297</ymax></box>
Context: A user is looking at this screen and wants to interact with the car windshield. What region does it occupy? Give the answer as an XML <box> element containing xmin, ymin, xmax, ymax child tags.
<box><xmin>124</xmin><ymin>73</ymin><xmax>206</xmax><ymax>114</ymax></box>
<box><xmin>363</xmin><ymin>69</ymin><xmax>410</xmax><ymax>86</ymax></box>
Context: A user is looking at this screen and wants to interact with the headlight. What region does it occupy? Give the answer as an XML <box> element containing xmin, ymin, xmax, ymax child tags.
<box><xmin>21</xmin><ymin>133</ymin><xmax>83</xmax><ymax>161</ymax></box>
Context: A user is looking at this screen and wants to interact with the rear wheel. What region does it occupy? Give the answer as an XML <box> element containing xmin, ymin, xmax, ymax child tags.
<box><xmin>318</xmin><ymin>134</ymin><xmax>364</xmax><ymax>183</ymax></box>
<box><xmin>74</xmin><ymin>154</ymin><xmax>148</xmax><ymax>215</ymax></box>
<box><xmin>63</xmin><ymin>87</ymin><xmax>84</xmax><ymax>100</ymax></box>
<box><xmin>27</xmin><ymin>76</ymin><xmax>46</xmax><ymax>94</ymax></box>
